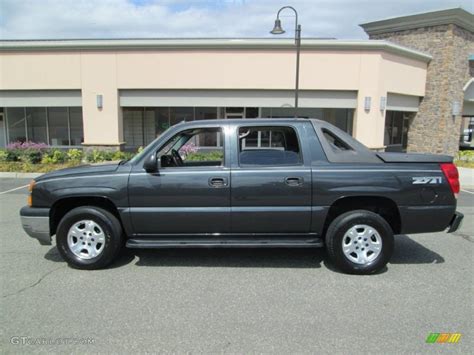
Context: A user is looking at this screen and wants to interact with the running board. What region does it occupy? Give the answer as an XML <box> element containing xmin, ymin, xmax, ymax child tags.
<box><xmin>126</xmin><ymin>238</ymin><xmax>324</xmax><ymax>249</ymax></box>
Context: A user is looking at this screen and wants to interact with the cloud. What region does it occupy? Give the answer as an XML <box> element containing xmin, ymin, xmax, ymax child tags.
<box><xmin>0</xmin><ymin>0</ymin><xmax>472</xmax><ymax>40</ymax></box>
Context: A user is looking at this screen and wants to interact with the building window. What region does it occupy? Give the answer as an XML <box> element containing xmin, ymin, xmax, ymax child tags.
<box><xmin>48</xmin><ymin>107</ymin><xmax>69</xmax><ymax>145</ymax></box>
<box><xmin>122</xmin><ymin>106</ymin><xmax>354</xmax><ymax>148</ymax></box>
<box><xmin>195</xmin><ymin>107</ymin><xmax>217</xmax><ymax>120</ymax></box>
<box><xmin>124</xmin><ymin>107</ymin><xmax>221</xmax><ymax>149</ymax></box>
<box><xmin>123</xmin><ymin>108</ymin><xmax>146</xmax><ymax>148</ymax></box>
<box><xmin>170</xmin><ymin>107</ymin><xmax>193</xmax><ymax>126</ymax></box>
<box><xmin>69</xmin><ymin>107</ymin><xmax>84</xmax><ymax>146</ymax></box>
<box><xmin>26</xmin><ymin>107</ymin><xmax>48</xmax><ymax>143</ymax></box>
<box><xmin>384</xmin><ymin>111</ymin><xmax>410</xmax><ymax>152</ymax></box>
<box><xmin>6</xmin><ymin>108</ymin><xmax>27</xmax><ymax>143</ymax></box>
<box><xmin>0</xmin><ymin>108</ymin><xmax>5</xmax><ymax>147</ymax></box>
<box><xmin>260</xmin><ymin>107</ymin><xmax>354</xmax><ymax>134</ymax></box>
<box><xmin>4</xmin><ymin>106</ymin><xmax>83</xmax><ymax>146</ymax></box>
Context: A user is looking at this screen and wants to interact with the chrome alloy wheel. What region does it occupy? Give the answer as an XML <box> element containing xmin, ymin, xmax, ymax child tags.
<box><xmin>67</xmin><ymin>220</ymin><xmax>106</xmax><ymax>260</ymax></box>
<box><xmin>341</xmin><ymin>224</ymin><xmax>382</xmax><ymax>265</ymax></box>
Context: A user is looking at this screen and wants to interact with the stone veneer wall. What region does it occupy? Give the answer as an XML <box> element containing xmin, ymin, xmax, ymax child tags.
<box><xmin>370</xmin><ymin>24</ymin><xmax>474</xmax><ymax>155</ymax></box>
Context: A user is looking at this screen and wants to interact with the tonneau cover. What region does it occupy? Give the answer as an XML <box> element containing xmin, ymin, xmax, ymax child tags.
<box><xmin>377</xmin><ymin>152</ymin><xmax>452</xmax><ymax>163</ymax></box>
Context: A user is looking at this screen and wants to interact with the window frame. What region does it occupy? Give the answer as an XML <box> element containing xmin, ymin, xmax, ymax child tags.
<box><xmin>236</xmin><ymin>124</ymin><xmax>304</xmax><ymax>168</ymax></box>
<box><xmin>155</xmin><ymin>126</ymin><xmax>226</xmax><ymax>169</ymax></box>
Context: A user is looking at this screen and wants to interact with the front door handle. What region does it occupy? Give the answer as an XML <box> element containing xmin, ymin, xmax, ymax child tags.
<box><xmin>209</xmin><ymin>177</ymin><xmax>228</xmax><ymax>188</ymax></box>
<box><xmin>285</xmin><ymin>177</ymin><xmax>303</xmax><ymax>186</ymax></box>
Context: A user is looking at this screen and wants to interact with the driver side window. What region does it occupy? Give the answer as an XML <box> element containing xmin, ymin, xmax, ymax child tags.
<box><xmin>158</xmin><ymin>127</ymin><xmax>224</xmax><ymax>168</ymax></box>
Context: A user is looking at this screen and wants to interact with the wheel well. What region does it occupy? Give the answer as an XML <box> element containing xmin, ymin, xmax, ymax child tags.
<box><xmin>324</xmin><ymin>196</ymin><xmax>401</xmax><ymax>235</ymax></box>
<box><xmin>50</xmin><ymin>196</ymin><xmax>121</xmax><ymax>235</ymax></box>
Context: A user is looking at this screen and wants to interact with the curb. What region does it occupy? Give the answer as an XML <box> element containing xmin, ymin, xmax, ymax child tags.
<box><xmin>0</xmin><ymin>172</ymin><xmax>43</xmax><ymax>178</ymax></box>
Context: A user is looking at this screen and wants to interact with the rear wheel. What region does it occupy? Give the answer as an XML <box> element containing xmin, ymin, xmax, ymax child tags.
<box><xmin>56</xmin><ymin>206</ymin><xmax>123</xmax><ymax>270</ymax></box>
<box><xmin>325</xmin><ymin>210</ymin><xmax>394</xmax><ymax>274</ymax></box>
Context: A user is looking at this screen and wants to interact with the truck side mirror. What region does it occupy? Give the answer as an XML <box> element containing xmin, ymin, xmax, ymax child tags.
<box><xmin>143</xmin><ymin>152</ymin><xmax>158</xmax><ymax>173</ymax></box>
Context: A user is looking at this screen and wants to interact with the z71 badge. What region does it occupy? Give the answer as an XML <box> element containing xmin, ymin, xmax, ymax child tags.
<box><xmin>412</xmin><ymin>176</ymin><xmax>443</xmax><ymax>184</ymax></box>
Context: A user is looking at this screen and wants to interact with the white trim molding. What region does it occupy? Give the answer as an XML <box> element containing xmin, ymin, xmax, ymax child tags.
<box><xmin>386</xmin><ymin>93</ymin><xmax>420</xmax><ymax>112</ymax></box>
<box><xmin>119</xmin><ymin>89</ymin><xmax>358</xmax><ymax>109</ymax></box>
<box><xmin>0</xmin><ymin>90</ymin><xmax>82</xmax><ymax>107</ymax></box>
<box><xmin>0</xmin><ymin>38</ymin><xmax>432</xmax><ymax>63</ymax></box>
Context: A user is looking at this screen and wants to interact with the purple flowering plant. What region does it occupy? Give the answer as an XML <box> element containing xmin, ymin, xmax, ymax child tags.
<box><xmin>179</xmin><ymin>142</ymin><xmax>198</xmax><ymax>159</ymax></box>
<box><xmin>7</xmin><ymin>141</ymin><xmax>49</xmax><ymax>150</ymax></box>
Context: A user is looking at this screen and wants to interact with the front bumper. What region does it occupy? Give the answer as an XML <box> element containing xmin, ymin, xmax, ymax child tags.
<box><xmin>20</xmin><ymin>206</ymin><xmax>51</xmax><ymax>245</ymax></box>
<box><xmin>447</xmin><ymin>211</ymin><xmax>464</xmax><ymax>233</ymax></box>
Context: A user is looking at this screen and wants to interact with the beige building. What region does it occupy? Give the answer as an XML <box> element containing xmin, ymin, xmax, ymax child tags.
<box><xmin>0</xmin><ymin>8</ymin><xmax>472</xmax><ymax>153</ymax></box>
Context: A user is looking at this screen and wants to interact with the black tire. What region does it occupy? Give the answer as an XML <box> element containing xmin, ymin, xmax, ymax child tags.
<box><xmin>56</xmin><ymin>206</ymin><xmax>123</xmax><ymax>270</ymax></box>
<box><xmin>325</xmin><ymin>210</ymin><xmax>394</xmax><ymax>275</ymax></box>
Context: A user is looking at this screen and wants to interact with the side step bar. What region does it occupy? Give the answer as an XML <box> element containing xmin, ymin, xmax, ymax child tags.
<box><xmin>126</xmin><ymin>238</ymin><xmax>324</xmax><ymax>249</ymax></box>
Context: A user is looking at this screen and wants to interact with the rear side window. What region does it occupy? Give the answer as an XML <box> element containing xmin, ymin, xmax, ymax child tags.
<box><xmin>322</xmin><ymin>129</ymin><xmax>352</xmax><ymax>152</ymax></box>
<box><xmin>238</xmin><ymin>126</ymin><xmax>302</xmax><ymax>166</ymax></box>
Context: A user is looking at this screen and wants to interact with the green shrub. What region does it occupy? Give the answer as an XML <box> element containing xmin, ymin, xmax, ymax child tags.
<box><xmin>86</xmin><ymin>150</ymin><xmax>117</xmax><ymax>163</ymax></box>
<box><xmin>111</xmin><ymin>151</ymin><xmax>124</xmax><ymax>161</ymax></box>
<box><xmin>186</xmin><ymin>151</ymin><xmax>223</xmax><ymax>161</ymax></box>
<box><xmin>67</xmin><ymin>148</ymin><xmax>83</xmax><ymax>162</ymax></box>
<box><xmin>112</xmin><ymin>151</ymin><xmax>135</xmax><ymax>161</ymax></box>
<box><xmin>456</xmin><ymin>150</ymin><xmax>474</xmax><ymax>162</ymax></box>
<box><xmin>85</xmin><ymin>150</ymin><xmax>105</xmax><ymax>163</ymax></box>
<box><xmin>0</xmin><ymin>149</ymin><xmax>8</xmax><ymax>162</ymax></box>
<box><xmin>2</xmin><ymin>149</ymin><xmax>20</xmax><ymax>162</ymax></box>
<box><xmin>41</xmin><ymin>149</ymin><xmax>66</xmax><ymax>164</ymax></box>
<box><xmin>85</xmin><ymin>149</ymin><xmax>136</xmax><ymax>163</ymax></box>
<box><xmin>18</xmin><ymin>148</ymin><xmax>43</xmax><ymax>164</ymax></box>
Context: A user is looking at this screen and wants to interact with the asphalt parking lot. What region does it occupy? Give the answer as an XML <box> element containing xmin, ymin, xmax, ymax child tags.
<box><xmin>0</xmin><ymin>177</ymin><xmax>472</xmax><ymax>353</ymax></box>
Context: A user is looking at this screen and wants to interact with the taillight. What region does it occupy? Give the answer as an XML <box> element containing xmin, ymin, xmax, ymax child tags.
<box><xmin>440</xmin><ymin>163</ymin><xmax>460</xmax><ymax>198</ymax></box>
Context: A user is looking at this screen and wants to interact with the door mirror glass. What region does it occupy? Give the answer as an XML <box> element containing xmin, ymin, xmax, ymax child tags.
<box><xmin>143</xmin><ymin>152</ymin><xmax>158</xmax><ymax>173</ymax></box>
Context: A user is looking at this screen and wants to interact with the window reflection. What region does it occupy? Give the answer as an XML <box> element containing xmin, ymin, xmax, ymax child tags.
<box><xmin>5</xmin><ymin>106</ymin><xmax>83</xmax><ymax>146</ymax></box>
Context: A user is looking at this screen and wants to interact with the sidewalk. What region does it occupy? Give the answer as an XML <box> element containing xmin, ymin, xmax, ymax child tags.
<box><xmin>458</xmin><ymin>167</ymin><xmax>474</xmax><ymax>190</ymax></box>
<box><xmin>0</xmin><ymin>172</ymin><xmax>43</xmax><ymax>178</ymax></box>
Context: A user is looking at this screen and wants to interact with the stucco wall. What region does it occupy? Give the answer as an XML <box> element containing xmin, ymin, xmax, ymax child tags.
<box><xmin>0</xmin><ymin>47</ymin><xmax>428</xmax><ymax>148</ymax></box>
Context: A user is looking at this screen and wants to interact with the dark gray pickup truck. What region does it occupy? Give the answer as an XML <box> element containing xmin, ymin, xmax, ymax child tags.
<box><xmin>20</xmin><ymin>118</ymin><xmax>463</xmax><ymax>274</ymax></box>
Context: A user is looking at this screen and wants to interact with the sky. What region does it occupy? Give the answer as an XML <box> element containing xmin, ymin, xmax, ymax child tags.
<box><xmin>0</xmin><ymin>0</ymin><xmax>472</xmax><ymax>40</ymax></box>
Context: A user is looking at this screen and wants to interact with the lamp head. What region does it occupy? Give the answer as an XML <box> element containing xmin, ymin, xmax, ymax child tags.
<box><xmin>270</xmin><ymin>19</ymin><xmax>285</xmax><ymax>34</ymax></box>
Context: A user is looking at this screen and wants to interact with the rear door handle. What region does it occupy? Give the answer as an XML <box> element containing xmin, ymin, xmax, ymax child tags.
<box><xmin>285</xmin><ymin>177</ymin><xmax>303</xmax><ymax>186</ymax></box>
<box><xmin>209</xmin><ymin>177</ymin><xmax>228</xmax><ymax>188</ymax></box>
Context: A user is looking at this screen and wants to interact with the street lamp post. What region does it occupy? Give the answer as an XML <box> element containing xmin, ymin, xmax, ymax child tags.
<box><xmin>270</xmin><ymin>6</ymin><xmax>301</xmax><ymax>118</ymax></box>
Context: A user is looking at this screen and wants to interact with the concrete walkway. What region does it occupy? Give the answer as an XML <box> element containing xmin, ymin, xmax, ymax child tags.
<box><xmin>458</xmin><ymin>167</ymin><xmax>474</xmax><ymax>190</ymax></box>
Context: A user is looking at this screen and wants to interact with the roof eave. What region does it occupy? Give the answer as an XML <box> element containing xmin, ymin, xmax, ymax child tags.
<box><xmin>360</xmin><ymin>8</ymin><xmax>474</xmax><ymax>35</ymax></box>
<box><xmin>0</xmin><ymin>39</ymin><xmax>432</xmax><ymax>63</ymax></box>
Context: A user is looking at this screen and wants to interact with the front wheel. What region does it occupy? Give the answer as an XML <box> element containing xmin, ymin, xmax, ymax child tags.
<box><xmin>56</xmin><ymin>206</ymin><xmax>123</xmax><ymax>270</ymax></box>
<box><xmin>325</xmin><ymin>210</ymin><xmax>394</xmax><ymax>275</ymax></box>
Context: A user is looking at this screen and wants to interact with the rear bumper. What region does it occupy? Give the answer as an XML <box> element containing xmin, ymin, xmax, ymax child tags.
<box><xmin>20</xmin><ymin>206</ymin><xmax>51</xmax><ymax>245</ymax></box>
<box><xmin>447</xmin><ymin>211</ymin><xmax>464</xmax><ymax>233</ymax></box>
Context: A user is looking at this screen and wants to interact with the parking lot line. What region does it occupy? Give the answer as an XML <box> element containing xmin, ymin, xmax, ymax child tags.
<box><xmin>0</xmin><ymin>184</ymin><xmax>29</xmax><ymax>195</ymax></box>
<box><xmin>461</xmin><ymin>189</ymin><xmax>474</xmax><ymax>195</ymax></box>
